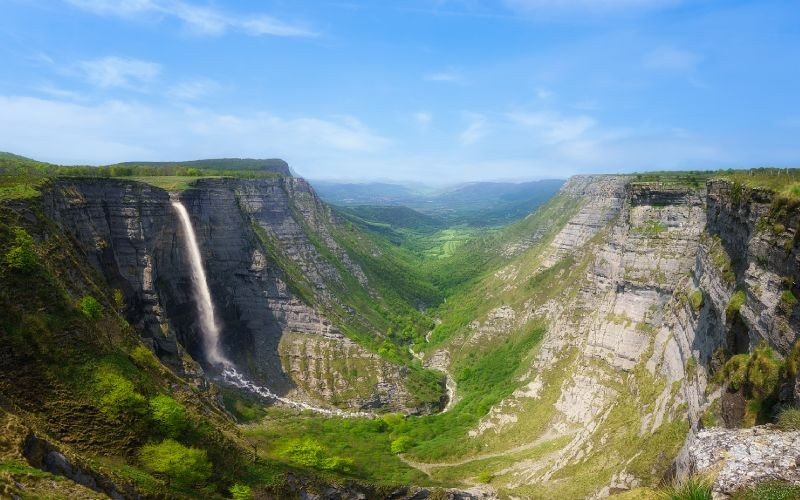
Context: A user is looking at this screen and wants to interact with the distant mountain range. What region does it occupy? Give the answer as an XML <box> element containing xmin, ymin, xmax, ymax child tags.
<box><xmin>311</xmin><ymin>179</ymin><xmax>566</xmax><ymax>226</ymax></box>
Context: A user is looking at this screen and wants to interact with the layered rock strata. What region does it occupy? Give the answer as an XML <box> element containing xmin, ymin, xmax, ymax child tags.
<box><xmin>41</xmin><ymin>177</ymin><xmax>426</xmax><ymax>413</ymax></box>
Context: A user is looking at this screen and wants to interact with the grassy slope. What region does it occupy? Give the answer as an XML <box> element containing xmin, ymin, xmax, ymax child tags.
<box><xmin>292</xmin><ymin>206</ymin><xmax>447</xmax><ymax>407</ymax></box>
<box><xmin>336</xmin><ymin>205</ymin><xmax>489</xmax><ymax>261</ymax></box>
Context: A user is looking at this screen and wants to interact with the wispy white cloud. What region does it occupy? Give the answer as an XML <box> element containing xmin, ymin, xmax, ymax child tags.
<box><xmin>459</xmin><ymin>113</ymin><xmax>487</xmax><ymax>145</ymax></box>
<box><xmin>424</xmin><ymin>70</ymin><xmax>463</xmax><ymax>82</ymax></box>
<box><xmin>65</xmin><ymin>0</ymin><xmax>316</xmax><ymax>37</ymax></box>
<box><xmin>0</xmin><ymin>94</ymin><xmax>387</xmax><ymax>166</ymax></box>
<box><xmin>643</xmin><ymin>46</ymin><xmax>702</xmax><ymax>72</ymax></box>
<box><xmin>167</xmin><ymin>79</ymin><xmax>219</xmax><ymax>100</ymax></box>
<box><xmin>503</xmin><ymin>0</ymin><xmax>682</xmax><ymax>14</ymax></box>
<box><xmin>413</xmin><ymin>111</ymin><xmax>433</xmax><ymax>130</ymax></box>
<box><xmin>507</xmin><ymin>111</ymin><xmax>596</xmax><ymax>144</ymax></box>
<box><xmin>77</xmin><ymin>56</ymin><xmax>161</xmax><ymax>89</ymax></box>
<box><xmin>35</xmin><ymin>84</ymin><xmax>87</xmax><ymax>101</ymax></box>
<box><xmin>536</xmin><ymin>87</ymin><xmax>555</xmax><ymax>101</ymax></box>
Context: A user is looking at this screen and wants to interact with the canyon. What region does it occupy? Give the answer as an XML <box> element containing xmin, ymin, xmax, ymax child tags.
<box><xmin>0</xmin><ymin>164</ymin><xmax>798</xmax><ymax>499</ymax></box>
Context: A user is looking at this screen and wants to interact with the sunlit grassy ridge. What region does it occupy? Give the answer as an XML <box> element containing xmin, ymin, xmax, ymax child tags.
<box><xmin>130</xmin><ymin>176</ymin><xmax>218</xmax><ymax>191</ymax></box>
<box><xmin>0</xmin><ymin>152</ymin><xmax>289</xmax><ymax>178</ymax></box>
<box><xmin>0</xmin><ymin>175</ymin><xmax>47</xmax><ymax>201</ymax></box>
<box><xmin>719</xmin><ymin>167</ymin><xmax>800</xmax><ymax>199</ymax></box>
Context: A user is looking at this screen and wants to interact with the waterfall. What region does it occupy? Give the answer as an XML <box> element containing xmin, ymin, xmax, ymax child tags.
<box><xmin>171</xmin><ymin>200</ymin><xmax>228</xmax><ymax>366</ymax></box>
<box><xmin>220</xmin><ymin>366</ymin><xmax>374</xmax><ymax>418</ymax></box>
<box><xmin>171</xmin><ymin>199</ymin><xmax>371</xmax><ymax>418</ymax></box>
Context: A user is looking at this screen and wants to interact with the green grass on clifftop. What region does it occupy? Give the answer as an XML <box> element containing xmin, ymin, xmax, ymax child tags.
<box><xmin>0</xmin><ymin>175</ymin><xmax>47</xmax><ymax>202</ymax></box>
<box><xmin>719</xmin><ymin>168</ymin><xmax>800</xmax><ymax>199</ymax></box>
<box><xmin>130</xmin><ymin>176</ymin><xmax>217</xmax><ymax>191</ymax></box>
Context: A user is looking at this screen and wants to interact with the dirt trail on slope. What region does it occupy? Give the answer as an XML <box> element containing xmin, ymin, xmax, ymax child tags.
<box><xmin>398</xmin><ymin>432</ymin><xmax>569</xmax><ymax>475</ymax></box>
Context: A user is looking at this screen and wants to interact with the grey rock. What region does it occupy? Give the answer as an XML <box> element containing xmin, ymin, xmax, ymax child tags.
<box><xmin>688</xmin><ymin>426</ymin><xmax>800</xmax><ymax>496</ymax></box>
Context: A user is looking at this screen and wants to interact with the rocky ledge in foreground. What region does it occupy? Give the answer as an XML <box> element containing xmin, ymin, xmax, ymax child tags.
<box><xmin>688</xmin><ymin>426</ymin><xmax>800</xmax><ymax>497</ymax></box>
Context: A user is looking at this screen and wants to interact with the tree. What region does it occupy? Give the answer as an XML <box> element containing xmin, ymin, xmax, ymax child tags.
<box><xmin>149</xmin><ymin>395</ymin><xmax>188</xmax><ymax>438</ymax></box>
<box><xmin>279</xmin><ymin>438</ymin><xmax>353</xmax><ymax>472</ymax></box>
<box><xmin>139</xmin><ymin>439</ymin><xmax>211</xmax><ymax>487</ymax></box>
<box><xmin>113</xmin><ymin>289</ymin><xmax>125</xmax><ymax>312</ymax></box>
<box><xmin>94</xmin><ymin>368</ymin><xmax>148</xmax><ymax>419</ymax></box>
<box><xmin>230</xmin><ymin>484</ymin><xmax>253</xmax><ymax>500</ymax></box>
<box><xmin>79</xmin><ymin>295</ymin><xmax>103</xmax><ymax>320</ymax></box>
<box><xmin>390</xmin><ymin>436</ymin><xmax>414</xmax><ymax>454</ymax></box>
<box><xmin>4</xmin><ymin>227</ymin><xmax>37</xmax><ymax>272</ymax></box>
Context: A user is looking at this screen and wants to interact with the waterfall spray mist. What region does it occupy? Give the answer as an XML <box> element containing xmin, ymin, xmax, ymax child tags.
<box><xmin>172</xmin><ymin>200</ymin><xmax>228</xmax><ymax>366</ymax></box>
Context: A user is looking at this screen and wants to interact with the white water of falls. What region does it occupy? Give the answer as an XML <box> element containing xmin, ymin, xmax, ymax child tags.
<box><xmin>172</xmin><ymin>200</ymin><xmax>372</xmax><ymax>418</ymax></box>
<box><xmin>172</xmin><ymin>201</ymin><xmax>228</xmax><ymax>366</ymax></box>
<box><xmin>220</xmin><ymin>366</ymin><xmax>374</xmax><ymax>418</ymax></box>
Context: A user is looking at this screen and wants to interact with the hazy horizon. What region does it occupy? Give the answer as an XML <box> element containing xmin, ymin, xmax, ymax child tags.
<box><xmin>2</xmin><ymin>1</ymin><xmax>799</xmax><ymax>183</ymax></box>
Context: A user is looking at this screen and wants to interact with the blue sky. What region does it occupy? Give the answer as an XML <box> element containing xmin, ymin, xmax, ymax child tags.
<box><xmin>0</xmin><ymin>0</ymin><xmax>799</xmax><ymax>182</ymax></box>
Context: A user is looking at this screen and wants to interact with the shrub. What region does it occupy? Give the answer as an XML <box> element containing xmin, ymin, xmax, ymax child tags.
<box><xmin>779</xmin><ymin>290</ymin><xmax>797</xmax><ymax>315</ymax></box>
<box><xmin>776</xmin><ymin>407</ymin><xmax>800</xmax><ymax>431</ymax></box>
<box><xmin>381</xmin><ymin>413</ymin><xmax>404</xmax><ymax>428</ymax></box>
<box><xmin>113</xmin><ymin>289</ymin><xmax>125</xmax><ymax>311</ymax></box>
<box><xmin>279</xmin><ymin>438</ymin><xmax>354</xmax><ymax>473</ymax></box>
<box><xmin>149</xmin><ymin>395</ymin><xmax>188</xmax><ymax>438</ymax></box>
<box><xmin>664</xmin><ymin>476</ymin><xmax>712</xmax><ymax>500</ymax></box>
<box><xmin>746</xmin><ymin>343</ymin><xmax>781</xmax><ymax>400</ymax></box>
<box><xmin>94</xmin><ymin>368</ymin><xmax>148</xmax><ymax>419</ymax></box>
<box><xmin>686</xmin><ymin>357</ymin><xmax>698</xmax><ymax>379</ymax></box>
<box><xmin>230</xmin><ymin>483</ymin><xmax>253</xmax><ymax>500</ymax></box>
<box><xmin>4</xmin><ymin>227</ymin><xmax>37</xmax><ymax>272</ymax></box>
<box><xmin>785</xmin><ymin>341</ymin><xmax>800</xmax><ymax>379</ymax></box>
<box><xmin>725</xmin><ymin>290</ymin><xmax>746</xmax><ymax>319</ymax></box>
<box><xmin>477</xmin><ymin>470</ymin><xmax>493</xmax><ymax>484</ymax></box>
<box><xmin>139</xmin><ymin>439</ymin><xmax>211</xmax><ymax>487</ymax></box>
<box><xmin>719</xmin><ymin>354</ymin><xmax>749</xmax><ymax>390</ymax></box>
<box><xmin>79</xmin><ymin>295</ymin><xmax>103</xmax><ymax>320</ymax></box>
<box><xmin>390</xmin><ymin>436</ymin><xmax>414</xmax><ymax>454</ymax></box>
<box><xmin>690</xmin><ymin>291</ymin><xmax>704</xmax><ymax>312</ymax></box>
<box><xmin>131</xmin><ymin>345</ymin><xmax>160</xmax><ymax>371</ymax></box>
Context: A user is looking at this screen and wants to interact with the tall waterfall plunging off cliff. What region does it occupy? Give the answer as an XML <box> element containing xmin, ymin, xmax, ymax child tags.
<box><xmin>172</xmin><ymin>200</ymin><xmax>228</xmax><ymax>366</ymax></box>
<box><xmin>172</xmin><ymin>200</ymin><xmax>370</xmax><ymax>417</ymax></box>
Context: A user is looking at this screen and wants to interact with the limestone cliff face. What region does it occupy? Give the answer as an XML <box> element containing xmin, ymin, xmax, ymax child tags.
<box><xmin>41</xmin><ymin>176</ymin><xmax>426</xmax><ymax>413</ymax></box>
<box><xmin>656</xmin><ymin>179</ymin><xmax>799</xmax><ymax>431</ymax></box>
<box><xmin>429</xmin><ymin>176</ymin><xmax>798</xmax><ymax>498</ymax></box>
<box><xmin>703</xmin><ymin>179</ymin><xmax>799</xmax><ymax>356</ymax></box>
<box><xmin>40</xmin><ymin>179</ymin><xmax>200</xmax><ymax>378</ymax></box>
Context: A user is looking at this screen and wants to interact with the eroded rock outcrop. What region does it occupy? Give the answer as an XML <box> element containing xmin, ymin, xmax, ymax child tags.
<box><xmin>427</xmin><ymin>175</ymin><xmax>799</xmax><ymax>498</ymax></box>
<box><xmin>687</xmin><ymin>427</ymin><xmax>800</xmax><ymax>496</ymax></box>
